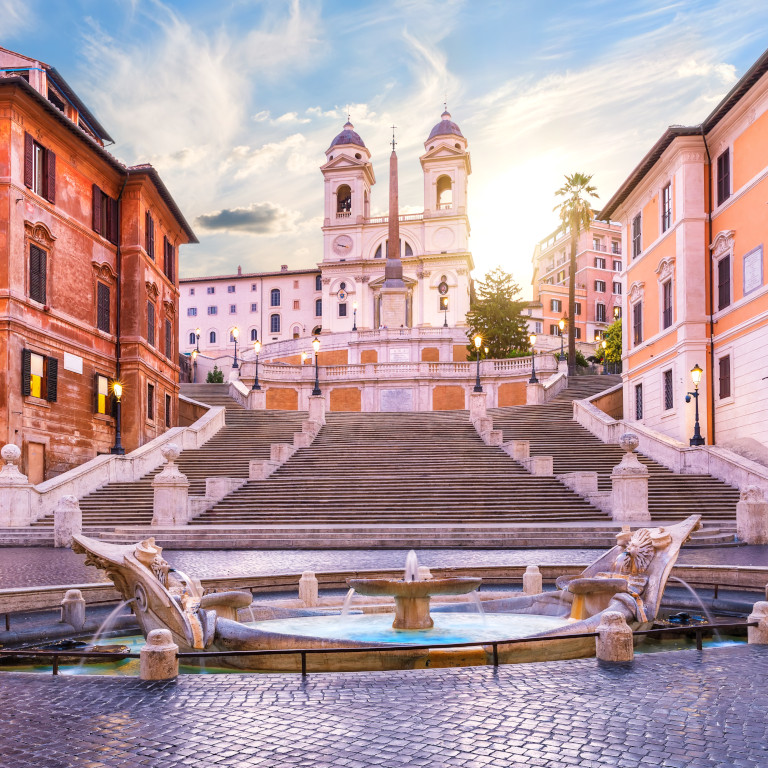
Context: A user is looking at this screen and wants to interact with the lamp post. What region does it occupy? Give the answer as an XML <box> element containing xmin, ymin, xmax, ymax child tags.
<box><xmin>558</xmin><ymin>318</ymin><xmax>566</xmax><ymax>361</ymax></box>
<box><xmin>231</xmin><ymin>327</ymin><xmax>239</xmax><ymax>370</ymax></box>
<box><xmin>110</xmin><ymin>381</ymin><xmax>125</xmax><ymax>455</ymax></box>
<box><xmin>601</xmin><ymin>340</ymin><xmax>608</xmax><ymax>375</ymax></box>
<box><xmin>312</xmin><ymin>336</ymin><xmax>321</xmax><ymax>396</ymax></box>
<box><xmin>195</xmin><ymin>327</ymin><xmax>200</xmax><ymax>353</ymax></box>
<box><xmin>252</xmin><ymin>340</ymin><xmax>261</xmax><ymax>390</ymax></box>
<box><xmin>352</xmin><ymin>301</ymin><xmax>358</xmax><ymax>331</ymax></box>
<box><xmin>529</xmin><ymin>333</ymin><xmax>538</xmax><ymax>384</ymax></box>
<box><xmin>473</xmin><ymin>334</ymin><xmax>483</xmax><ymax>392</ymax></box>
<box><xmin>192</xmin><ymin>350</ymin><xmax>197</xmax><ymax>384</ymax></box>
<box><xmin>686</xmin><ymin>363</ymin><xmax>705</xmax><ymax>446</ymax></box>
<box><xmin>301</xmin><ymin>351</ymin><xmax>307</xmax><ymax>366</ymax></box>
<box><xmin>442</xmin><ymin>296</ymin><xmax>449</xmax><ymax>328</ymax></box>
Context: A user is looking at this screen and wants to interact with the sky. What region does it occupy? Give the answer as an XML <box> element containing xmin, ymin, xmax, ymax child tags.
<box><xmin>4</xmin><ymin>0</ymin><xmax>768</xmax><ymax>296</ymax></box>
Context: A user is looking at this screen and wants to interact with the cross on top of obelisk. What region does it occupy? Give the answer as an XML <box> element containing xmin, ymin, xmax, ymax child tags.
<box><xmin>391</xmin><ymin>125</ymin><xmax>397</xmax><ymax>151</ymax></box>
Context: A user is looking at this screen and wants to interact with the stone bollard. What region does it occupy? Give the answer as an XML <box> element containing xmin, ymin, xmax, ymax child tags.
<box><xmin>523</xmin><ymin>566</ymin><xmax>542</xmax><ymax>595</ymax></box>
<box><xmin>611</xmin><ymin>434</ymin><xmax>650</xmax><ymax>522</ymax></box>
<box><xmin>503</xmin><ymin>440</ymin><xmax>530</xmax><ymax>461</ymax></box>
<box><xmin>308</xmin><ymin>394</ymin><xmax>326</xmax><ymax>426</ymax></box>
<box><xmin>526</xmin><ymin>381</ymin><xmax>545</xmax><ymax>405</ymax></box>
<box><xmin>140</xmin><ymin>628</ymin><xmax>179</xmax><ymax>681</ymax></box>
<box><xmin>152</xmin><ymin>444</ymin><xmax>189</xmax><ymax>526</ymax></box>
<box><xmin>595</xmin><ymin>611</ymin><xmax>634</xmax><ymax>662</ymax></box>
<box><xmin>248</xmin><ymin>388</ymin><xmax>266</xmax><ymax>410</ymax></box>
<box><xmin>469</xmin><ymin>391</ymin><xmax>487</xmax><ymax>423</ymax></box>
<box><xmin>736</xmin><ymin>486</ymin><xmax>768</xmax><ymax>544</ymax></box>
<box><xmin>0</xmin><ymin>444</ymin><xmax>34</xmax><ymax>526</ymax></box>
<box><xmin>747</xmin><ymin>602</ymin><xmax>768</xmax><ymax>645</ymax></box>
<box><xmin>54</xmin><ymin>495</ymin><xmax>82</xmax><ymax>548</ymax></box>
<box><xmin>60</xmin><ymin>588</ymin><xmax>86</xmax><ymax>630</ymax></box>
<box><xmin>298</xmin><ymin>571</ymin><xmax>319</xmax><ymax>607</ymax></box>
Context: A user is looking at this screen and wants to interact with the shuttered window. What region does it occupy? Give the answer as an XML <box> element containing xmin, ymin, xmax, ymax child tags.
<box><xmin>94</xmin><ymin>373</ymin><xmax>109</xmax><ymax>415</ymax></box>
<box><xmin>92</xmin><ymin>185</ymin><xmax>119</xmax><ymax>244</ymax></box>
<box><xmin>663</xmin><ymin>369</ymin><xmax>673</xmax><ymax>410</ymax></box>
<box><xmin>145</xmin><ymin>211</ymin><xmax>155</xmax><ymax>260</ymax></box>
<box><xmin>631</xmin><ymin>214</ymin><xmax>642</xmax><ymax>259</ymax></box>
<box><xmin>97</xmin><ymin>282</ymin><xmax>110</xmax><ymax>333</ymax></box>
<box><xmin>23</xmin><ymin>132</ymin><xmax>56</xmax><ymax>203</ymax></box>
<box><xmin>21</xmin><ymin>349</ymin><xmax>57</xmax><ymax>401</ymax></box>
<box><xmin>662</xmin><ymin>280</ymin><xmax>673</xmax><ymax>329</ymax></box>
<box><xmin>165</xmin><ymin>319</ymin><xmax>172</xmax><ymax>360</ymax></box>
<box><xmin>635</xmin><ymin>384</ymin><xmax>643</xmax><ymax>420</ymax></box>
<box><xmin>29</xmin><ymin>245</ymin><xmax>47</xmax><ymax>304</ymax></box>
<box><xmin>717</xmin><ymin>256</ymin><xmax>730</xmax><ymax>310</ymax></box>
<box><xmin>147</xmin><ymin>302</ymin><xmax>155</xmax><ymax>347</ymax></box>
<box><xmin>718</xmin><ymin>355</ymin><xmax>731</xmax><ymax>399</ymax></box>
<box><xmin>716</xmin><ymin>149</ymin><xmax>730</xmax><ymax>206</ymax></box>
<box><xmin>147</xmin><ymin>383</ymin><xmax>155</xmax><ymax>421</ymax></box>
<box><xmin>632</xmin><ymin>302</ymin><xmax>643</xmax><ymax>346</ymax></box>
<box><xmin>165</xmin><ymin>394</ymin><xmax>172</xmax><ymax>428</ymax></box>
<box><xmin>163</xmin><ymin>237</ymin><xmax>175</xmax><ymax>283</ymax></box>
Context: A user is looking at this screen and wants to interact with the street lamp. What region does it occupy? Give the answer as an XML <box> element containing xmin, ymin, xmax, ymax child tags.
<box><xmin>442</xmin><ymin>296</ymin><xmax>449</xmax><ymax>328</ymax></box>
<box><xmin>529</xmin><ymin>333</ymin><xmax>538</xmax><ymax>384</ymax></box>
<box><xmin>352</xmin><ymin>301</ymin><xmax>358</xmax><ymax>331</ymax></box>
<box><xmin>195</xmin><ymin>327</ymin><xmax>200</xmax><ymax>352</ymax></box>
<box><xmin>601</xmin><ymin>339</ymin><xmax>608</xmax><ymax>375</ymax></box>
<box><xmin>231</xmin><ymin>327</ymin><xmax>240</xmax><ymax>370</ymax></box>
<box><xmin>252</xmin><ymin>340</ymin><xmax>261</xmax><ymax>390</ymax></box>
<box><xmin>110</xmin><ymin>380</ymin><xmax>125</xmax><ymax>455</ymax></box>
<box><xmin>192</xmin><ymin>350</ymin><xmax>197</xmax><ymax>384</ymax></box>
<box><xmin>558</xmin><ymin>318</ymin><xmax>566</xmax><ymax>361</ymax></box>
<box><xmin>473</xmin><ymin>334</ymin><xmax>483</xmax><ymax>392</ymax></box>
<box><xmin>312</xmin><ymin>336</ymin><xmax>321</xmax><ymax>396</ymax></box>
<box><xmin>301</xmin><ymin>351</ymin><xmax>308</xmax><ymax>366</ymax></box>
<box><xmin>685</xmin><ymin>363</ymin><xmax>705</xmax><ymax>446</ymax></box>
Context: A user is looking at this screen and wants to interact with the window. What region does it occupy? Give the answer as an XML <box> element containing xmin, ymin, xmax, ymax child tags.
<box><xmin>635</xmin><ymin>384</ymin><xmax>643</xmax><ymax>420</ymax></box>
<box><xmin>662</xmin><ymin>183</ymin><xmax>672</xmax><ymax>232</ymax></box>
<box><xmin>614</xmin><ymin>306</ymin><xmax>622</xmax><ymax>319</ymax></box>
<box><xmin>573</xmin><ymin>327</ymin><xmax>581</xmax><ymax>340</ymax></box>
<box><xmin>189</xmin><ymin>288</ymin><xmax>195</xmax><ymax>296</ymax></box>
<box><xmin>94</xmin><ymin>374</ymin><xmax>110</xmax><ymax>415</ymax></box>
<box><xmin>550</xmin><ymin>299</ymin><xmax>562</xmax><ymax>312</ymax></box>
<box><xmin>315</xmin><ymin>275</ymin><xmax>322</xmax><ymax>291</ymax></box>
<box><xmin>227</xmin><ymin>285</ymin><xmax>235</xmax><ymax>293</ymax></box>
<box><xmin>717</xmin><ymin>255</ymin><xmax>730</xmax><ymax>311</ymax></box>
<box><xmin>250</xmin><ymin>283</ymin><xmax>256</xmax><ymax>291</ymax></box>
<box><xmin>145</xmin><ymin>211</ymin><xmax>155</xmax><ymax>260</ymax></box>
<box><xmin>147</xmin><ymin>383</ymin><xmax>155</xmax><ymax>421</ymax></box>
<box><xmin>549</xmin><ymin>324</ymin><xmax>560</xmax><ymax>336</ymax></box>
<box><xmin>593</xmin><ymin>238</ymin><xmax>603</xmax><ymax>251</ymax></box>
<box><xmin>162</xmin><ymin>237</ymin><xmax>175</xmax><ymax>283</ymax></box>
<box><xmin>207</xmin><ymin>306</ymin><xmax>217</xmax><ymax>316</ymax></box>
<box><xmin>595</xmin><ymin>257</ymin><xmax>606</xmax><ymax>269</ymax></box>
<box><xmin>229</xmin><ymin>304</ymin><xmax>236</xmax><ymax>314</ymax></box>
<box><xmin>22</xmin><ymin>349</ymin><xmax>58</xmax><ymax>401</ymax></box>
<box><xmin>165</xmin><ymin>394</ymin><xmax>172</xmax><ymax>428</ymax></box>
<box><xmin>632</xmin><ymin>302</ymin><xmax>643</xmax><ymax>346</ymax></box>
<box><xmin>91</xmin><ymin>185</ymin><xmax>118</xmax><ymax>244</ymax></box>
<box><xmin>557</xmin><ymin>270</ymin><xmax>565</xmax><ymax>283</ymax></box>
<box><xmin>719</xmin><ymin>355</ymin><xmax>731</xmax><ymax>399</ymax></box>
<box><xmin>613</xmin><ymin>260</ymin><xmax>622</xmax><ymax>272</ymax></box>
<box><xmin>717</xmin><ymin>149</ymin><xmax>730</xmax><ymax>206</ymax></box>
<box><xmin>250</xmin><ymin>303</ymin><xmax>258</xmax><ymax>312</ymax></box>
<box><xmin>209</xmin><ymin>331</ymin><xmax>216</xmax><ymax>344</ymax></box>
<box><xmin>24</xmin><ymin>133</ymin><xmax>55</xmax><ymax>203</ymax></box>
<box><xmin>631</xmin><ymin>214</ymin><xmax>642</xmax><ymax>259</ymax></box>
<box><xmin>250</xmin><ymin>329</ymin><xmax>258</xmax><ymax>342</ymax></box>
<box><xmin>293</xmin><ymin>300</ymin><xmax>300</xmax><ymax>310</ymax></box>
<box><xmin>187</xmin><ymin>307</ymin><xmax>197</xmax><ymax>317</ymax></box>
<box><xmin>339</xmin><ymin>303</ymin><xmax>347</xmax><ymax>317</ymax></box>
<box><xmin>596</xmin><ymin>303</ymin><xmax>606</xmax><ymax>323</ymax></box>
<box><xmin>293</xmin><ymin>280</ymin><xmax>299</xmax><ymax>289</ymax></box>
<box><xmin>97</xmin><ymin>282</ymin><xmax>110</xmax><ymax>333</ymax></box>
<box><xmin>613</xmin><ymin>282</ymin><xmax>622</xmax><ymax>295</ymax></box>
<box><xmin>611</xmin><ymin>242</ymin><xmax>621</xmax><ymax>255</ymax></box>
<box><xmin>594</xmin><ymin>280</ymin><xmax>606</xmax><ymax>292</ymax></box>
<box><xmin>336</xmin><ymin>184</ymin><xmax>351</xmax><ymax>213</ymax></box>
<box><xmin>574</xmin><ymin>302</ymin><xmax>582</xmax><ymax>316</ymax></box>
<box><xmin>165</xmin><ymin>319</ymin><xmax>172</xmax><ymax>360</ymax></box>
<box><xmin>29</xmin><ymin>244</ymin><xmax>47</xmax><ymax>304</ymax></box>
<box><xmin>340</xmin><ymin>282</ymin><xmax>346</xmax><ymax>290</ymax></box>
<box><xmin>207</xmin><ymin>286</ymin><xmax>215</xmax><ymax>294</ymax></box>
<box><xmin>315</xmin><ymin>298</ymin><xmax>322</xmax><ymax>316</ymax></box>
<box><xmin>662</xmin><ymin>280</ymin><xmax>673</xmax><ymax>329</ymax></box>
<box><xmin>147</xmin><ymin>302</ymin><xmax>155</xmax><ymax>347</ymax></box>
<box><xmin>188</xmin><ymin>332</ymin><xmax>195</xmax><ymax>345</ymax></box>
<box><xmin>270</xmin><ymin>314</ymin><xmax>280</xmax><ymax>333</ymax></box>
<box><xmin>663</xmin><ymin>369</ymin><xmax>673</xmax><ymax>410</ymax></box>
<box><xmin>270</xmin><ymin>288</ymin><xmax>281</xmax><ymax>307</ymax></box>
<box><xmin>534</xmin><ymin>321</ymin><xmax>542</xmax><ymax>334</ymax></box>
<box><xmin>436</xmin><ymin>175</ymin><xmax>453</xmax><ymax>208</ymax></box>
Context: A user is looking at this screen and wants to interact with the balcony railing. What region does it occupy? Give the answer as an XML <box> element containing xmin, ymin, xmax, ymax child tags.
<box><xmin>365</xmin><ymin>213</ymin><xmax>424</xmax><ymax>224</ymax></box>
<box><xmin>336</xmin><ymin>211</ymin><xmax>351</xmax><ymax>218</ymax></box>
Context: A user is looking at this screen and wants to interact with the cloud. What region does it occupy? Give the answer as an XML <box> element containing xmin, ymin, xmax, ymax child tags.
<box><xmin>196</xmin><ymin>202</ymin><xmax>300</xmax><ymax>235</ymax></box>
<box><xmin>252</xmin><ymin>110</ymin><xmax>271</xmax><ymax>122</ymax></box>
<box><xmin>275</xmin><ymin>111</ymin><xmax>310</xmax><ymax>124</ymax></box>
<box><xmin>221</xmin><ymin>133</ymin><xmax>310</xmax><ymax>180</ymax></box>
<box><xmin>0</xmin><ymin>0</ymin><xmax>30</xmax><ymax>37</ymax></box>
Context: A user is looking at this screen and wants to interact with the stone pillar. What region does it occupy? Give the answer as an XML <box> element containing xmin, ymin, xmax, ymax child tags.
<box><xmin>748</xmin><ymin>602</ymin><xmax>768</xmax><ymax>645</ymax></box>
<box><xmin>523</xmin><ymin>566</ymin><xmax>542</xmax><ymax>595</ymax></box>
<box><xmin>611</xmin><ymin>434</ymin><xmax>650</xmax><ymax>522</ymax></box>
<box><xmin>249</xmin><ymin>389</ymin><xmax>267</xmax><ymax>410</ymax></box>
<box><xmin>736</xmin><ymin>486</ymin><xmax>768</xmax><ymax>544</ymax></box>
<box><xmin>469</xmin><ymin>392</ymin><xmax>487</xmax><ymax>423</ymax></box>
<box><xmin>152</xmin><ymin>444</ymin><xmax>189</xmax><ymax>526</ymax></box>
<box><xmin>503</xmin><ymin>440</ymin><xmax>529</xmax><ymax>461</ymax></box>
<box><xmin>139</xmin><ymin>628</ymin><xmax>179</xmax><ymax>680</ymax></box>
<box><xmin>526</xmin><ymin>382</ymin><xmax>545</xmax><ymax>405</ymax></box>
<box><xmin>595</xmin><ymin>611</ymin><xmax>634</xmax><ymax>662</ymax></box>
<box><xmin>54</xmin><ymin>495</ymin><xmax>82</xmax><ymax>548</ymax></box>
<box><xmin>308</xmin><ymin>394</ymin><xmax>326</xmax><ymax>425</ymax></box>
<box><xmin>270</xmin><ymin>443</ymin><xmax>296</xmax><ymax>463</ymax></box>
<box><xmin>0</xmin><ymin>444</ymin><xmax>35</xmax><ymax>526</ymax></box>
<box><xmin>557</xmin><ymin>358</ymin><xmax>568</xmax><ymax>375</ymax></box>
<box><xmin>521</xmin><ymin>456</ymin><xmax>554</xmax><ymax>476</ymax></box>
<box><xmin>298</xmin><ymin>571</ymin><xmax>319</xmax><ymax>607</ymax></box>
<box><xmin>60</xmin><ymin>589</ymin><xmax>86</xmax><ymax>630</ymax></box>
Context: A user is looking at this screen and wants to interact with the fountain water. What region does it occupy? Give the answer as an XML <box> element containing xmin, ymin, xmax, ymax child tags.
<box><xmin>668</xmin><ymin>576</ymin><xmax>721</xmax><ymax>641</ymax></box>
<box><xmin>341</xmin><ymin>588</ymin><xmax>356</xmax><ymax>617</ymax></box>
<box><xmin>76</xmin><ymin>599</ymin><xmax>135</xmax><ymax>670</ymax></box>
<box><xmin>404</xmin><ymin>550</ymin><xmax>419</xmax><ymax>582</ymax></box>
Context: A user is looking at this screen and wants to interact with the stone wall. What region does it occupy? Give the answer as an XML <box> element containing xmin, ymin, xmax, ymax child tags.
<box><xmin>329</xmin><ymin>387</ymin><xmax>362</xmax><ymax>412</ymax></box>
<box><xmin>266</xmin><ymin>387</ymin><xmax>299</xmax><ymax>410</ymax></box>
<box><xmin>433</xmin><ymin>385</ymin><xmax>465</xmax><ymax>410</ymax></box>
<box><xmin>498</xmin><ymin>382</ymin><xmax>526</xmax><ymax>407</ymax></box>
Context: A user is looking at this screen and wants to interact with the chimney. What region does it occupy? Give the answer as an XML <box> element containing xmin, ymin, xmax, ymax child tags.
<box><xmin>237</xmin><ymin>265</ymin><xmax>242</xmax><ymax>276</ymax></box>
<box><xmin>281</xmin><ymin>265</ymin><xmax>288</xmax><ymax>272</ymax></box>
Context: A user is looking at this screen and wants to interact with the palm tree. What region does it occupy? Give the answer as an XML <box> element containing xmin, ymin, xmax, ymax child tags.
<box><xmin>554</xmin><ymin>173</ymin><xmax>599</xmax><ymax>375</ymax></box>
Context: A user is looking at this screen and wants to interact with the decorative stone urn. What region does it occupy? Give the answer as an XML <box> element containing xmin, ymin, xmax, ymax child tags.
<box><xmin>611</xmin><ymin>433</ymin><xmax>650</xmax><ymax>521</ymax></box>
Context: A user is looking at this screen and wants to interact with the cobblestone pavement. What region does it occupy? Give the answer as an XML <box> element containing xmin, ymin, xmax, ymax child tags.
<box><xmin>1</xmin><ymin>645</ymin><xmax>767</xmax><ymax>767</ymax></box>
<box><xmin>1</xmin><ymin>546</ymin><xmax>767</xmax><ymax>589</ymax></box>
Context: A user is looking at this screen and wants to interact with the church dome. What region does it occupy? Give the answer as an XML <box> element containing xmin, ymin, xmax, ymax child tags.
<box><xmin>329</xmin><ymin>120</ymin><xmax>366</xmax><ymax>149</ymax></box>
<box><xmin>427</xmin><ymin>110</ymin><xmax>464</xmax><ymax>141</ymax></box>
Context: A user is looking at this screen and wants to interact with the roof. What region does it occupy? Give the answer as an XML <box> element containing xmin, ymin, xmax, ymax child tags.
<box><xmin>600</xmin><ymin>46</ymin><xmax>768</xmax><ymax>220</ymax></box>
<box><xmin>427</xmin><ymin>110</ymin><xmax>464</xmax><ymax>141</ymax></box>
<box><xmin>329</xmin><ymin>121</ymin><xmax>365</xmax><ymax>150</ymax></box>
<box><xmin>180</xmin><ymin>267</ymin><xmax>320</xmax><ymax>283</ymax></box>
<box><xmin>46</xmin><ymin>67</ymin><xmax>114</xmax><ymax>144</ymax></box>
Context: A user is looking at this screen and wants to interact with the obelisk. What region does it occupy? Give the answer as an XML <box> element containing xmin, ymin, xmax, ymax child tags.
<box><xmin>380</xmin><ymin>126</ymin><xmax>408</xmax><ymax>327</ymax></box>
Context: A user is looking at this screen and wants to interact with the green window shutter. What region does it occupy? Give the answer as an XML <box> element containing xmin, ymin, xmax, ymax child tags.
<box><xmin>46</xmin><ymin>356</ymin><xmax>58</xmax><ymax>402</ymax></box>
<box><xmin>21</xmin><ymin>348</ymin><xmax>32</xmax><ymax>396</ymax></box>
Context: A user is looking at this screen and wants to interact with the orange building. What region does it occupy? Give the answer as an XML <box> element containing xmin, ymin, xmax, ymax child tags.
<box><xmin>600</xmin><ymin>47</ymin><xmax>768</xmax><ymax>450</ymax></box>
<box><xmin>0</xmin><ymin>47</ymin><xmax>196</xmax><ymax>481</ymax></box>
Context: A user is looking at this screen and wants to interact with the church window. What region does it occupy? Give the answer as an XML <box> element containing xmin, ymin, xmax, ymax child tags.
<box><xmin>336</xmin><ymin>184</ymin><xmax>352</xmax><ymax>214</ymax></box>
<box><xmin>209</xmin><ymin>331</ymin><xmax>216</xmax><ymax>344</ymax></box>
<box><xmin>270</xmin><ymin>288</ymin><xmax>281</xmax><ymax>307</ymax></box>
<box><xmin>375</xmin><ymin>239</ymin><xmax>413</xmax><ymax>259</ymax></box>
<box><xmin>315</xmin><ymin>298</ymin><xmax>322</xmax><ymax>316</ymax></box>
<box><xmin>312</xmin><ymin>325</ymin><xmax>321</xmax><ymax>335</ymax></box>
<box><xmin>339</xmin><ymin>303</ymin><xmax>347</xmax><ymax>317</ymax></box>
<box><xmin>250</xmin><ymin>329</ymin><xmax>258</xmax><ymax>341</ymax></box>
<box><xmin>270</xmin><ymin>314</ymin><xmax>281</xmax><ymax>333</ymax></box>
<box><xmin>436</xmin><ymin>175</ymin><xmax>452</xmax><ymax>209</ymax></box>
<box><xmin>188</xmin><ymin>332</ymin><xmax>195</xmax><ymax>345</ymax></box>
<box><xmin>315</xmin><ymin>274</ymin><xmax>322</xmax><ymax>291</ymax></box>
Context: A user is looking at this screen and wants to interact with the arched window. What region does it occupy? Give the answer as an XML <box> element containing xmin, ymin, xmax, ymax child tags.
<box><xmin>375</xmin><ymin>239</ymin><xmax>413</xmax><ymax>259</ymax></box>
<box><xmin>292</xmin><ymin>326</ymin><xmax>301</xmax><ymax>339</ymax></box>
<box><xmin>312</xmin><ymin>326</ymin><xmax>322</xmax><ymax>335</ymax></box>
<box><xmin>188</xmin><ymin>332</ymin><xmax>195</xmax><ymax>345</ymax></box>
<box><xmin>270</xmin><ymin>288</ymin><xmax>280</xmax><ymax>307</ymax></box>
<box><xmin>270</xmin><ymin>314</ymin><xmax>280</xmax><ymax>333</ymax></box>
<box><xmin>315</xmin><ymin>274</ymin><xmax>321</xmax><ymax>291</ymax></box>
<box><xmin>229</xmin><ymin>330</ymin><xmax>236</xmax><ymax>343</ymax></box>
<box><xmin>250</xmin><ymin>328</ymin><xmax>258</xmax><ymax>341</ymax></box>
<box><xmin>404</xmin><ymin>241</ymin><xmax>413</xmax><ymax>257</ymax></box>
<box><xmin>436</xmin><ymin>175</ymin><xmax>452</xmax><ymax>209</ymax></box>
<box><xmin>336</xmin><ymin>184</ymin><xmax>351</xmax><ymax>213</ymax></box>
<box><xmin>374</xmin><ymin>244</ymin><xmax>382</xmax><ymax>259</ymax></box>
<box><xmin>315</xmin><ymin>298</ymin><xmax>322</xmax><ymax>316</ymax></box>
<box><xmin>209</xmin><ymin>331</ymin><xmax>216</xmax><ymax>344</ymax></box>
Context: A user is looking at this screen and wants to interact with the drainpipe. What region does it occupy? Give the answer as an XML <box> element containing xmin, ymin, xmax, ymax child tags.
<box><xmin>115</xmin><ymin>173</ymin><xmax>128</xmax><ymax>411</ymax></box>
<box><xmin>700</xmin><ymin>127</ymin><xmax>715</xmax><ymax>445</ymax></box>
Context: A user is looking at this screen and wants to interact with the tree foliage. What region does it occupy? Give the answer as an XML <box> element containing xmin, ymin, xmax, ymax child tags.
<box><xmin>206</xmin><ymin>365</ymin><xmax>224</xmax><ymax>383</ymax></box>
<box><xmin>466</xmin><ymin>267</ymin><xmax>530</xmax><ymax>358</ymax></box>
<box><xmin>595</xmin><ymin>319</ymin><xmax>622</xmax><ymax>363</ymax></box>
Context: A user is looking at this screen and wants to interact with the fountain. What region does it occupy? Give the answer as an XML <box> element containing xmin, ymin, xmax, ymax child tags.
<box><xmin>71</xmin><ymin>514</ymin><xmax>701</xmax><ymax>672</ymax></box>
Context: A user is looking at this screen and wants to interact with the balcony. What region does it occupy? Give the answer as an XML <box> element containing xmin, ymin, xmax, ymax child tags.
<box><xmin>336</xmin><ymin>211</ymin><xmax>351</xmax><ymax>219</ymax></box>
<box><xmin>365</xmin><ymin>213</ymin><xmax>424</xmax><ymax>225</ymax></box>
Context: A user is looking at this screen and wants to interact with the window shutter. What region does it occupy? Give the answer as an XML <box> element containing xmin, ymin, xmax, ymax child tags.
<box><xmin>93</xmin><ymin>373</ymin><xmax>100</xmax><ymax>413</ymax></box>
<box><xmin>24</xmin><ymin>133</ymin><xmax>34</xmax><ymax>188</ymax></box>
<box><xmin>105</xmin><ymin>196</ymin><xmax>118</xmax><ymax>245</ymax></box>
<box><xmin>149</xmin><ymin>216</ymin><xmax>155</xmax><ymax>260</ymax></box>
<box><xmin>165</xmin><ymin>319</ymin><xmax>172</xmax><ymax>360</ymax></box>
<box><xmin>46</xmin><ymin>356</ymin><xmax>58</xmax><ymax>402</ymax></box>
<box><xmin>163</xmin><ymin>236</ymin><xmax>169</xmax><ymax>277</ymax></box>
<box><xmin>97</xmin><ymin>282</ymin><xmax>110</xmax><ymax>333</ymax></box>
<box><xmin>29</xmin><ymin>245</ymin><xmax>46</xmax><ymax>304</ymax></box>
<box><xmin>45</xmin><ymin>150</ymin><xmax>56</xmax><ymax>203</ymax></box>
<box><xmin>21</xmin><ymin>348</ymin><xmax>32</xmax><ymax>396</ymax></box>
<box><xmin>147</xmin><ymin>301</ymin><xmax>155</xmax><ymax>346</ymax></box>
<box><xmin>92</xmin><ymin>185</ymin><xmax>102</xmax><ymax>234</ymax></box>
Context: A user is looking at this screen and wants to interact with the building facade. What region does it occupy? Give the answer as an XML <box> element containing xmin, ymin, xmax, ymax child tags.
<box><xmin>0</xmin><ymin>47</ymin><xmax>196</xmax><ymax>480</ymax></box>
<box><xmin>600</xmin><ymin>47</ymin><xmax>768</xmax><ymax>451</ymax></box>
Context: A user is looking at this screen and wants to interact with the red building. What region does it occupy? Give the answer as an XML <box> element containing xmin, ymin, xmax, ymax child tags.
<box><xmin>0</xmin><ymin>47</ymin><xmax>196</xmax><ymax>481</ymax></box>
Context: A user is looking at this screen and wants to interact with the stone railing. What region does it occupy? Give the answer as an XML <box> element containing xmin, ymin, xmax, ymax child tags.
<box><xmin>0</xmin><ymin>396</ymin><xmax>226</xmax><ymax>526</ymax></box>
<box><xmin>574</xmin><ymin>384</ymin><xmax>768</xmax><ymax>493</ymax></box>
